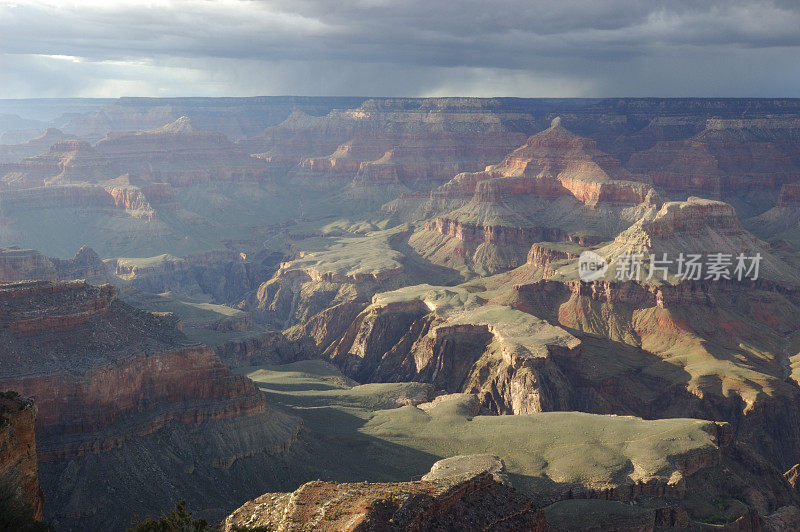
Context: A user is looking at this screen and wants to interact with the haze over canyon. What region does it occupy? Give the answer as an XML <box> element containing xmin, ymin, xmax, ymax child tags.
<box><xmin>3</xmin><ymin>95</ymin><xmax>800</xmax><ymax>531</ymax></box>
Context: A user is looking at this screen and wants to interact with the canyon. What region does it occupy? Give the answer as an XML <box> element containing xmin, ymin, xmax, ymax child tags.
<box><xmin>3</xmin><ymin>97</ymin><xmax>800</xmax><ymax>530</ymax></box>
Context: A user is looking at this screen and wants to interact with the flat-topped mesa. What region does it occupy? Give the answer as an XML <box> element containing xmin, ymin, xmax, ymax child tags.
<box><xmin>642</xmin><ymin>197</ymin><xmax>744</xmax><ymax>239</ymax></box>
<box><xmin>0</xmin><ymin>280</ymin><xmax>114</xmax><ymax>335</ymax></box>
<box><xmin>527</xmin><ymin>242</ymin><xmax>582</xmax><ymax>276</ymax></box>
<box><xmin>0</xmin><ymin>392</ymin><xmax>44</xmax><ymax>521</ymax></box>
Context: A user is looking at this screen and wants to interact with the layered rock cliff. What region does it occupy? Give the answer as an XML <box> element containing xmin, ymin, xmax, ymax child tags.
<box><xmin>0</xmin><ymin>280</ymin><xmax>301</xmax><ymax>529</ymax></box>
<box><xmin>0</xmin><ymin>392</ymin><xmax>44</xmax><ymax>521</ymax></box>
<box><xmin>626</xmin><ymin>118</ymin><xmax>800</xmax><ymax>199</ymax></box>
<box><xmin>0</xmin><ymin>245</ymin><xmax>110</xmax><ymax>284</ymax></box>
<box><xmin>402</xmin><ymin>119</ymin><xmax>657</xmax><ymax>274</ymax></box>
<box><xmin>224</xmin><ymin>470</ymin><xmax>547</xmax><ymax>531</ymax></box>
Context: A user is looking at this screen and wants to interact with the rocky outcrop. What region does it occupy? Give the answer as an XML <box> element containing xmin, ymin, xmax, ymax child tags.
<box><xmin>509</xmin><ymin>277</ymin><xmax>800</xmax><ymax>470</ymax></box>
<box><xmin>641</xmin><ymin>197</ymin><xmax>744</xmax><ymax>238</ymax></box>
<box><xmin>0</xmin><ymin>246</ymin><xmax>111</xmax><ymax>284</ymax></box>
<box><xmin>320</xmin><ymin>286</ymin><xmax>582</xmax><ymax>414</ymax></box>
<box><xmin>0</xmin><ymin>281</ymin><xmax>265</xmax><ymax>459</ymax></box>
<box><xmin>223</xmin><ymin>470</ymin><xmax>547</xmax><ymax>532</ymax></box>
<box><xmin>0</xmin><ymin>280</ymin><xmax>302</xmax><ymax>529</ymax></box>
<box><xmin>0</xmin><ymin>280</ymin><xmax>114</xmax><ymax>335</ymax></box>
<box><xmin>526</xmin><ymin>242</ymin><xmax>581</xmax><ymax>277</ymax></box>
<box><xmin>429</xmin><ymin>117</ymin><xmax>649</xmax><ymax>205</ymax></box>
<box><xmin>404</xmin><ymin>120</ymin><xmax>656</xmax><ymax>275</ymax></box>
<box><xmin>0</xmin><ymin>392</ymin><xmax>43</xmax><ymax>521</ymax></box>
<box><xmin>253</xmin><ymin>229</ymin><xmax>410</xmax><ymax>328</ymax></box>
<box><xmin>426</xmin><ymin>217</ymin><xmax>575</xmax><ymax>247</ymax></box>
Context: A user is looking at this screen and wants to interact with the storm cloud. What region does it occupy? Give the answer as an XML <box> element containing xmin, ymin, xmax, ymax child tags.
<box><xmin>1</xmin><ymin>0</ymin><xmax>799</xmax><ymax>98</ymax></box>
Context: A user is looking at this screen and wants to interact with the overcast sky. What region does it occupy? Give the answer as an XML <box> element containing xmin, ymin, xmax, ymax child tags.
<box><xmin>1</xmin><ymin>0</ymin><xmax>799</xmax><ymax>98</ymax></box>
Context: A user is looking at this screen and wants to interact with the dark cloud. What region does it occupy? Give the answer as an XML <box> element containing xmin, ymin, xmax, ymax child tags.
<box><xmin>0</xmin><ymin>0</ymin><xmax>798</xmax><ymax>98</ymax></box>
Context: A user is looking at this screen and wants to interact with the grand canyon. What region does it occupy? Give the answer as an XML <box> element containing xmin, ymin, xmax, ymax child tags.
<box><xmin>1</xmin><ymin>95</ymin><xmax>800</xmax><ymax>531</ymax></box>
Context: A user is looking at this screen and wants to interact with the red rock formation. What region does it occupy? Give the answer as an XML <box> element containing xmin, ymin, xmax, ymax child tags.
<box><xmin>299</xmin><ymin>131</ymin><xmax>527</xmax><ymax>191</ymax></box>
<box><xmin>426</xmin><ymin>216</ymin><xmax>585</xmax><ymax>247</ymax></box>
<box><xmin>93</xmin><ymin>117</ymin><xmax>268</xmax><ymax>186</ymax></box>
<box><xmin>11</xmin><ymin>346</ymin><xmax>265</xmax><ymax>461</ymax></box>
<box><xmin>0</xmin><ymin>140</ymin><xmax>113</xmax><ymax>189</ymax></box>
<box><xmin>223</xmin><ymin>472</ymin><xmax>547</xmax><ymax>532</ymax></box>
<box><xmin>642</xmin><ymin>197</ymin><xmax>744</xmax><ymax>238</ymax></box>
<box><xmin>432</xmin><ymin>117</ymin><xmax>650</xmax><ymax>206</ymax></box>
<box><xmin>247</xmin><ymin>99</ymin><xmax>532</xmax><ymax>191</ymax></box>
<box><xmin>0</xmin><ymin>117</ymin><xmax>268</xmax><ymax>191</ymax></box>
<box><xmin>0</xmin><ymin>281</ymin><xmax>266</xmax><ymax>461</ymax></box>
<box><xmin>0</xmin><ymin>392</ymin><xmax>43</xmax><ymax>520</ymax></box>
<box><xmin>626</xmin><ymin>120</ymin><xmax>800</xmax><ymax>198</ymax></box>
<box><xmin>526</xmin><ymin>243</ymin><xmax>581</xmax><ymax>276</ymax></box>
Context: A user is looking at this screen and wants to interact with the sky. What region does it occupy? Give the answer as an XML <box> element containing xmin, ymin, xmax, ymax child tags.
<box><xmin>1</xmin><ymin>0</ymin><xmax>799</xmax><ymax>98</ymax></box>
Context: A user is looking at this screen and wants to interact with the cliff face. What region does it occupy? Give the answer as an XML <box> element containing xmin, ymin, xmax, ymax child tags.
<box><xmin>0</xmin><ymin>280</ymin><xmax>301</xmax><ymax>529</ymax></box>
<box><xmin>0</xmin><ymin>117</ymin><xmax>268</xmax><ymax>191</ymax></box>
<box><xmin>318</xmin><ymin>286</ymin><xmax>582</xmax><ymax>415</ymax></box>
<box><xmin>92</xmin><ymin>117</ymin><xmax>268</xmax><ymax>186</ymax></box>
<box><xmin>253</xmin><ymin>228</ymin><xmax>410</xmax><ymax>329</ymax></box>
<box><xmin>402</xmin><ymin>120</ymin><xmax>657</xmax><ymax>275</ymax></box>
<box><xmin>626</xmin><ymin>119</ymin><xmax>800</xmax><ymax>198</ymax></box>
<box><xmin>0</xmin><ymin>281</ymin><xmax>265</xmax><ymax>459</ymax></box>
<box><xmin>0</xmin><ymin>392</ymin><xmax>43</xmax><ymax>521</ymax></box>
<box><xmin>0</xmin><ymin>246</ymin><xmax>110</xmax><ymax>284</ymax></box>
<box><xmin>429</xmin><ymin>118</ymin><xmax>648</xmax><ymax>204</ymax></box>
<box><xmin>0</xmin><ymin>140</ymin><xmax>112</xmax><ymax>189</ymax></box>
<box><xmin>509</xmin><ymin>277</ymin><xmax>800</xmax><ymax>469</ymax></box>
<box><xmin>297</xmin><ymin>130</ymin><xmax>527</xmax><ymax>194</ymax></box>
